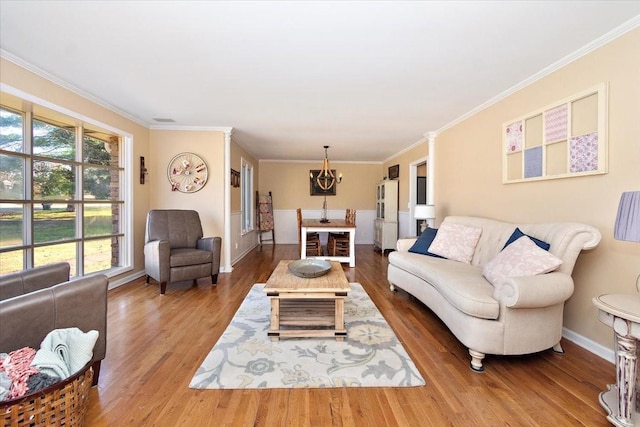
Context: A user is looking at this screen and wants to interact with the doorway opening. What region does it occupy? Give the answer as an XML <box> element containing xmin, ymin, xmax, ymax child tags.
<box><xmin>409</xmin><ymin>156</ymin><xmax>428</xmax><ymax>237</ymax></box>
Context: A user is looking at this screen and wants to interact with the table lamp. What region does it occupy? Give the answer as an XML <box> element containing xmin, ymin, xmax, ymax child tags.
<box><xmin>414</xmin><ymin>204</ymin><xmax>435</xmax><ymax>233</ymax></box>
<box><xmin>614</xmin><ymin>191</ymin><xmax>640</xmax><ymax>291</ymax></box>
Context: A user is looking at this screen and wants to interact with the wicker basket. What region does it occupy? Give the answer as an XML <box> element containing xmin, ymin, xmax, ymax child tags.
<box><xmin>1</xmin><ymin>363</ymin><xmax>93</xmax><ymax>426</ymax></box>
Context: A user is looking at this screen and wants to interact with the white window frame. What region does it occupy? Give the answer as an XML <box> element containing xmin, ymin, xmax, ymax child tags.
<box><xmin>0</xmin><ymin>84</ymin><xmax>133</xmax><ymax>278</ymax></box>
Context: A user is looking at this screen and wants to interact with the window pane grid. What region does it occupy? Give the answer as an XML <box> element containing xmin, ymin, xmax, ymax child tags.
<box><xmin>32</xmin><ymin>118</ymin><xmax>75</xmax><ymax>161</ymax></box>
<box><xmin>0</xmin><ymin>96</ymin><xmax>126</xmax><ymax>275</ymax></box>
<box><xmin>0</xmin><ymin>107</ymin><xmax>24</xmax><ymax>153</ymax></box>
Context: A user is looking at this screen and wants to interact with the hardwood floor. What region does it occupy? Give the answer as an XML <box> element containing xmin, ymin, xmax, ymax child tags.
<box><xmin>86</xmin><ymin>244</ymin><xmax>613</xmax><ymax>426</ymax></box>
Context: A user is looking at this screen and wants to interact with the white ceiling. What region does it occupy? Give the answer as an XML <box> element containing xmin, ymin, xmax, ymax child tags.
<box><xmin>1</xmin><ymin>1</ymin><xmax>639</xmax><ymax>162</ymax></box>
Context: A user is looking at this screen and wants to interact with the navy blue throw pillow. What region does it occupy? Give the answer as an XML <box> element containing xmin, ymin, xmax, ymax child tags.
<box><xmin>502</xmin><ymin>227</ymin><xmax>551</xmax><ymax>251</ymax></box>
<box><xmin>408</xmin><ymin>227</ymin><xmax>445</xmax><ymax>258</ymax></box>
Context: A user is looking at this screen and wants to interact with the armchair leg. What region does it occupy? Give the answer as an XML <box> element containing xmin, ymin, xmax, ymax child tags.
<box><xmin>91</xmin><ymin>360</ymin><xmax>101</xmax><ymax>387</ymax></box>
<box><xmin>160</xmin><ymin>282</ymin><xmax>167</xmax><ymax>295</ymax></box>
<box><xmin>211</xmin><ymin>273</ymin><xmax>218</xmax><ymax>285</ymax></box>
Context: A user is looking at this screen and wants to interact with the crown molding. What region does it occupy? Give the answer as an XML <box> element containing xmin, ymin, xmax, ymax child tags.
<box><xmin>0</xmin><ymin>82</ymin><xmax>134</xmax><ymax>138</ymax></box>
<box><xmin>230</xmin><ymin>135</ymin><xmax>261</xmax><ymax>160</ymax></box>
<box><xmin>1</xmin><ymin>49</ymin><xmax>152</xmax><ymax>128</ymax></box>
<box><xmin>1</xmin><ymin>50</ymin><xmax>236</xmax><ymax>134</ymax></box>
<box><xmin>434</xmin><ymin>15</ymin><xmax>640</xmax><ymax>136</ymax></box>
<box><xmin>383</xmin><ymin>135</ymin><xmax>429</xmax><ymax>164</ymax></box>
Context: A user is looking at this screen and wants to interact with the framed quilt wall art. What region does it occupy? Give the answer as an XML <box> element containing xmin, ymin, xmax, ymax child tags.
<box><xmin>502</xmin><ymin>83</ymin><xmax>608</xmax><ymax>184</ymax></box>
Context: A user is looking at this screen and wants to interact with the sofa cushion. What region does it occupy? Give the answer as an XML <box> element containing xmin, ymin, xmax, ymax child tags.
<box><xmin>503</xmin><ymin>227</ymin><xmax>550</xmax><ymax>251</ymax></box>
<box><xmin>483</xmin><ymin>236</ymin><xmax>563</xmax><ymax>286</ymax></box>
<box><xmin>170</xmin><ymin>248</ymin><xmax>213</xmax><ymax>268</ymax></box>
<box><xmin>388</xmin><ymin>251</ymin><xmax>499</xmax><ymax>319</ymax></box>
<box><xmin>428</xmin><ymin>222</ymin><xmax>482</xmax><ymax>264</ymax></box>
<box><xmin>408</xmin><ymin>228</ymin><xmax>444</xmax><ymax>258</ymax></box>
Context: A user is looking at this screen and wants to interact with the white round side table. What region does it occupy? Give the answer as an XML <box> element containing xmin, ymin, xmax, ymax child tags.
<box><xmin>593</xmin><ymin>293</ymin><xmax>640</xmax><ymax>427</ymax></box>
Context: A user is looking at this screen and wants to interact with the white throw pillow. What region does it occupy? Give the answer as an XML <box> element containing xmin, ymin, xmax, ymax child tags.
<box><xmin>427</xmin><ymin>222</ymin><xmax>482</xmax><ymax>264</ymax></box>
<box><xmin>482</xmin><ymin>236</ymin><xmax>563</xmax><ymax>286</ymax></box>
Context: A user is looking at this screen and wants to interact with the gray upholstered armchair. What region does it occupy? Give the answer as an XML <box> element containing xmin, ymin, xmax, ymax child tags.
<box><xmin>144</xmin><ymin>210</ymin><xmax>222</xmax><ymax>295</ymax></box>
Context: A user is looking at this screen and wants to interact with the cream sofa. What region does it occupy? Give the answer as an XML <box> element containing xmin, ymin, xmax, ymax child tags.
<box><xmin>387</xmin><ymin>216</ymin><xmax>601</xmax><ymax>372</ymax></box>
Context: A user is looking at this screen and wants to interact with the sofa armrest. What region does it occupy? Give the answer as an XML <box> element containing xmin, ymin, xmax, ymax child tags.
<box><xmin>493</xmin><ymin>272</ymin><xmax>574</xmax><ymax>309</ymax></box>
<box><xmin>144</xmin><ymin>239</ymin><xmax>171</xmax><ymax>282</ymax></box>
<box><xmin>197</xmin><ymin>236</ymin><xmax>222</xmax><ymax>273</ymax></box>
<box><xmin>0</xmin><ymin>262</ymin><xmax>70</xmax><ymax>301</ymax></box>
<box><xmin>396</xmin><ymin>238</ymin><xmax>417</xmax><ymax>252</ymax></box>
<box><xmin>0</xmin><ymin>274</ymin><xmax>108</xmax><ymax>362</ymax></box>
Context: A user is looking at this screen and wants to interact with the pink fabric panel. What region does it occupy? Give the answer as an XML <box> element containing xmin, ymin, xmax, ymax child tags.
<box><xmin>505</xmin><ymin>121</ymin><xmax>523</xmax><ymax>153</ymax></box>
<box><xmin>570</xmin><ymin>132</ymin><xmax>598</xmax><ymax>172</ymax></box>
<box><xmin>544</xmin><ymin>104</ymin><xmax>567</xmax><ymax>143</ymax></box>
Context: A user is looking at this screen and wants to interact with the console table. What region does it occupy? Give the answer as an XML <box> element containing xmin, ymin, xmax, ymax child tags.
<box><xmin>593</xmin><ymin>293</ymin><xmax>640</xmax><ymax>426</ymax></box>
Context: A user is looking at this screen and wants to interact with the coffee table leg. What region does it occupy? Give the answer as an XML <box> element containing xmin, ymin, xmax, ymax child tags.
<box><xmin>269</xmin><ymin>298</ymin><xmax>280</xmax><ymax>342</ymax></box>
<box><xmin>335</xmin><ymin>297</ymin><xmax>345</xmax><ymax>341</ymax></box>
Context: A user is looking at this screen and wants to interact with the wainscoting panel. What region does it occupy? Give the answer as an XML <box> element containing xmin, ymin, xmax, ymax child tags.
<box><xmin>230</xmin><ymin>211</ymin><xmax>259</xmax><ymax>266</ymax></box>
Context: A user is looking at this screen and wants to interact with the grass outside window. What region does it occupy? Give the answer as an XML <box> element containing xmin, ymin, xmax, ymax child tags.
<box><xmin>0</xmin><ymin>205</ymin><xmax>116</xmax><ymax>275</ymax></box>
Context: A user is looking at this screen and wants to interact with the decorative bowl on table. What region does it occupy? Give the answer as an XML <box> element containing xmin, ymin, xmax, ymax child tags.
<box><xmin>288</xmin><ymin>259</ymin><xmax>332</xmax><ymax>278</ymax></box>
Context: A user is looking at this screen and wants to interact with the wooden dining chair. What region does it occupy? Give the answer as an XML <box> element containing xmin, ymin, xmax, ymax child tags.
<box><xmin>328</xmin><ymin>209</ymin><xmax>356</xmax><ymax>256</ymax></box>
<box><xmin>297</xmin><ymin>208</ymin><xmax>323</xmax><ymax>256</ymax></box>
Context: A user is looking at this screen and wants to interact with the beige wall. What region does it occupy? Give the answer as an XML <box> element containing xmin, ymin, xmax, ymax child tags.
<box><xmin>229</xmin><ymin>138</ymin><xmax>260</xmax><ymax>263</ymax></box>
<box><xmin>383</xmin><ymin>143</ymin><xmax>430</xmax><ymax>211</ymax></box>
<box><xmin>258</xmin><ymin>161</ymin><xmax>383</xmax><ymax>211</ymax></box>
<box><xmin>230</xmin><ymin>139</ymin><xmax>259</xmax><ymax>213</ymax></box>
<box><xmin>149</xmin><ymin>130</ymin><xmax>226</xmax><ymax>239</ymax></box>
<box><xmin>433</xmin><ymin>28</ymin><xmax>640</xmax><ymax>348</ymax></box>
<box><xmin>0</xmin><ymin>57</ymin><xmax>151</xmax><ymax>282</ymax></box>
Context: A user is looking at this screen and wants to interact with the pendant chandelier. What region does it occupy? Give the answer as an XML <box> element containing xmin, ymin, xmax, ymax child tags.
<box><xmin>312</xmin><ymin>145</ymin><xmax>342</xmax><ymax>191</ymax></box>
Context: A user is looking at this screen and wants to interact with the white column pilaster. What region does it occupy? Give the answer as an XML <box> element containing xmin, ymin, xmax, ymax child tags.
<box><xmin>223</xmin><ymin>128</ymin><xmax>233</xmax><ymax>273</ymax></box>
<box><xmin>426</xmin><ymin>131</ymin><xmax>437</xmax><ymax>227</ymax></box>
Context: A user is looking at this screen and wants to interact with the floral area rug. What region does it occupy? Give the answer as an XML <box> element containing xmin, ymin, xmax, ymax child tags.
<box><xmin>189</xmin><ymin>283</ymin><xmax>425</xmax><ymax>389</ymax></box>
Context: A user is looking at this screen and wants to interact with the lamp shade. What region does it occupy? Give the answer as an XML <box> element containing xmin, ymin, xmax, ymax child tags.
<box><xmin>614</xmin><ymin>191</ymin><xmax>640</xmax><ymax>242</ymax></box>
<box><xmin>414</xmin><ymin>205</ymin><xmax>435</xmax><ymax>220</ymax></box>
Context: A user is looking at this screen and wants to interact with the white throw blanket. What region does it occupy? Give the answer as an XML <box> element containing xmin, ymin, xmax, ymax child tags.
<box><xmin>31</xmin><ymin>328</ymin><xmax>99</xmax><ymax>380</ymax></box>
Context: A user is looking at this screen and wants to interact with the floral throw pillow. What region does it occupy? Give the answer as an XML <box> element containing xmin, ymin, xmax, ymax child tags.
<box><xmin>483</xmin><ymin>236</ymin><xmax>563</xmax><ymax>286</ymax></box>
<box><xmin>427</xmin><ymin>222</ymin><xmax>482</xmax><ymax>264</ymax></box>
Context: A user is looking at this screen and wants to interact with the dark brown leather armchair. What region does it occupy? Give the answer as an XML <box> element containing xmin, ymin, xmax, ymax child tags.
<box><xmin>144</xmin><ymin>209</ymin><xmax>222</xmax><ymax>294</ymax></box>
<box><xmin>0</xmin><ymin>262</ymin><xmax>108</xmax><ymax>386</ymax></box>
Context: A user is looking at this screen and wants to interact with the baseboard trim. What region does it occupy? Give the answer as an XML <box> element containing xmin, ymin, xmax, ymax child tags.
<box><xmin>231</xmin><ymin>243</ymin><xmax>259</xmax><ymax>268</ymax></box>
<box><xmin>107</xmin><ymin>266</ymin><xmax>234</xmax><ymax>289</ymax></box>
<box><xmin>108</xmin><ymin>270</ymin><xmax>146</xmax><ymax>290</ymax></box>
<box><xmin>562</xmin><ymin>327</ymin><xmax>613</xmax><ymax>364</ymax></box>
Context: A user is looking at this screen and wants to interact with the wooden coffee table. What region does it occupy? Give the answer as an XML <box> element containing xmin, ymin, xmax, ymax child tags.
<box><xmin>264</xmin><ymin>260</ymin><xmax>350</xmax><ymax>341</ymax></box>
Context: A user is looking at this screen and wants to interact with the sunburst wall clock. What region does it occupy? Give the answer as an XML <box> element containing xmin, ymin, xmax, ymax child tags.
<box><xmin>167</xmin><ymin>152</ymin><xmax>208</xmax><ymax>193</ymax></box>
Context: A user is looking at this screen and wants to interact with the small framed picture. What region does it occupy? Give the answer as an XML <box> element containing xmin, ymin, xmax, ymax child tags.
<box><xmin>388</xmin><ymin>164</ymin><xmax>399</xmax><ymax>179</ymax></box>
<box><xmin>230</xmin><ymin>169</ymin><xmax>240</xmax><ymax>187</ymax></box>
